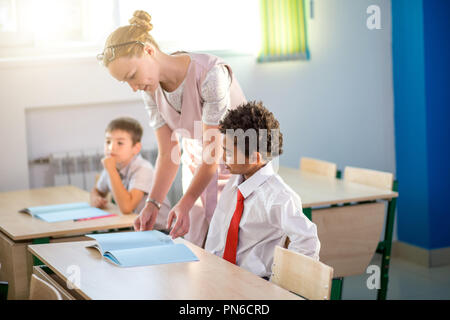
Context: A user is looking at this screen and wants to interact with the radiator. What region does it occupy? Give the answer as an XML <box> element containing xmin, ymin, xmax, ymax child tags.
<box><xmin>49</xmin><ymin>149</ymin><xmax>159</xmax><ymax>190</ymax></box>
<box><xmin>49</xmin><ymin>150</ymin><xmax>103</xmax><ymax>191</ymax></box>
<box><xmin>28</xmin><ymin>149</ymin><xmax>182</xmax><ymax>205</ymax></box>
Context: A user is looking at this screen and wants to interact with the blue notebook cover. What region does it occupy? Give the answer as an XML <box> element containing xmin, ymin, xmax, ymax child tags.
<box><xmin>19</xmin><ymin>202</ymin><xmax>113</xmax><ymax>222</ymax></box>
<box><xmin>86</xmin><ymin>230</ymin><xmax>199</xmax><ymax>267</ymax></box>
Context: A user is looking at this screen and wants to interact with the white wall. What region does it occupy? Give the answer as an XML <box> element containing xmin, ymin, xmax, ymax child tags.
<box><xmin>227</xmin><ymin>0</ymin><xmax>395</xmax><ymax>173</ymax></box>
<box><xmin>0</xmin><ymin>56</ymin><xmax>144</xmax><ymax>191</ymax></box>
<box><xmin>0</xmin><ymin>0</ymin><xmax>395</xmax><ymax>192</ymax></box>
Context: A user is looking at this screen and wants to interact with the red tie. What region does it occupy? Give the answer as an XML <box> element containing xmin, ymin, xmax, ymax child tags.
<box><xmin>223</xmin><ymin>189</ymin><xmax>245</xmax><ymax>264</ymax></box>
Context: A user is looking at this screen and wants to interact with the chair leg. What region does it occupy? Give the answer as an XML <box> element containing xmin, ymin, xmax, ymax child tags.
<box><xmin>0</xmin><ymin>281</ymin><xmax>8</xmax><ymax>300</ymax></box>
<box><xmin>331</xmin><ymin>278</ymin><xmax>343</xmax><ymax>300</ymax></box>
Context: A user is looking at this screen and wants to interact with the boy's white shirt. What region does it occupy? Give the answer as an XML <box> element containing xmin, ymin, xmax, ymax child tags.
<box><xmin>205</xmin><ymin>161</ymin><xmax>321</xmax><ymax>278</ymax></box>
<box><xmin>96</xmin><ymin>154</ymin><xmax>171</xmax><ymax>230</ymax></box>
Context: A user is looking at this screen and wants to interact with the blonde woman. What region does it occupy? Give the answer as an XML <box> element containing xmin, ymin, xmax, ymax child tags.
<box><xmin>98</xmin><ymin>10</ymin><xmax>246</xmax><ymax>247</ymax></box>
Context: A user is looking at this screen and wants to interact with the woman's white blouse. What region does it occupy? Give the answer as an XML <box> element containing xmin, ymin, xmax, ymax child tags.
<box><xmin>142</xmin><ymin>64</ymin><xmax>232</xmax><ymax>130</ymax></box>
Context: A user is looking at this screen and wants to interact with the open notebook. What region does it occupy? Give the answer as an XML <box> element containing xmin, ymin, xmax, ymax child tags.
<box><xmin>19</xmin><ymin>202</ymin><xmax>115</xmax><ymax>223</ymax></box>
<box><xmin>86</xmin><ymin>230</ymin><xmax>199</xmax><ymax>267</ymax></box>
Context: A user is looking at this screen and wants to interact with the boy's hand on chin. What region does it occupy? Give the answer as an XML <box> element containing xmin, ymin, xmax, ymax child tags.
<box><xmin>102</xmin><ymin>156</ymin><xmax>117</xmax><ymax>172</ymax></box>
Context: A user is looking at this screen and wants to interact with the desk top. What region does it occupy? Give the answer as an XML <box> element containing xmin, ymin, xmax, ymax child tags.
<box><xmin>28</xmin><ymin>239</ymin><xmax>302</xmax><ymax>300</ymax></box>
<box><xmin>0</xmin><ymin>186</ymin><xmax>137</xmax><ymax>241</ymax></box>
<box><xmin>277</xmin><ymin>166</ymin><xmax>398</xmax><ymax>208</ymax></box>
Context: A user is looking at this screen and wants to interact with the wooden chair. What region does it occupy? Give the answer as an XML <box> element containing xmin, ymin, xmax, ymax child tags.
<box><xmin>340</xmin><ymin>166</ymin><xmax>396</xmax><ymax>300</ymax></box>
<box><xmin>300</xmin><ymin>157</ymin><xmax>337</xmax><ymax>178</ymax></box>
<box><xmin>343</xmin><ymin>166</ymin><xmax>393</xmax><ymax>190</ymax></box>
<box><xmin>29</xmin><ymin>274</ymin><xmax>62</xmax><ymax>300</ymax></box>
<box><xmin>271</xmin><ymin>246</ymin><xmax>333</xmax><ymax>300</ymax></box>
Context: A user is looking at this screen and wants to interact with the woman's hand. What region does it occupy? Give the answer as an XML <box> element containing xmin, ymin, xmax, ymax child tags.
<box><xmin>167</xmin><ymin>197</ymin><xmax>194</xmax><ymax>239</ymax></box>
<box><xmin>134</xmin><ymin>202</ymin><xmax>160</xmax><ymax>231</ymax></box>
<box><xmin>134</xmin><ymin>125</ymin><xmax>180</xmax><ymax>231</ymax></box>
<box><xmin>166</xmin><ymin>123</ymin><xmax>221</xmax><ymax>239</ymax></box>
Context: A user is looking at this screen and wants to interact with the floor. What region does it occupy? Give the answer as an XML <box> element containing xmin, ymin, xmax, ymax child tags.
<box><xmin>342</xmin><ymin>254</ymin><xmax>450</xmax><ymax>300</ymax></box>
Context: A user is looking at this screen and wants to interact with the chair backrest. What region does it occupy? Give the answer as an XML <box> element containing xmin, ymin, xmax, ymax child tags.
<box><xmin>29</xmin><ymin>274</ymin><xmax>63</xmax><ymax>300</ymax></box>
<box><xmin>344</xmin><ymin>166</ymin><xmax>393</xmax><ymax>190</ymax></box>
<box><xmin>300</xmin><ymin>157</ymin><xmax>337</xmax><ymax>178</ymax></box>
<box><xmin>271</xmin><ymin>246</ymin><xmax>333</xmax><ymax>300</ymax></box>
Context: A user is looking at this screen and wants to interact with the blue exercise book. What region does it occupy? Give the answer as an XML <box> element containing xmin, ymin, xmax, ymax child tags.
<box><xmin>19</xmin><ymin>202</ymin><xmax>113</xmax><ymax>222</ymax></box>
<box><xmin>86</xmin><ymin>230</ymin><xmax>199</xmax><ymax>267</ymax></box>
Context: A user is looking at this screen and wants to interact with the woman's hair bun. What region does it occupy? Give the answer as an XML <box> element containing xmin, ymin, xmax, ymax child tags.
<box><xmin>129</xmin><ymin>10</ymin><xmax>153</xmax><ymax>32</ymax></box>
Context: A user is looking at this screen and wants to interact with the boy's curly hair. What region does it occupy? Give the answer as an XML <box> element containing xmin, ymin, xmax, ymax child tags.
<box><xmin>219</xmin><ymin>101</ymin><xmax>283</xmax><ymax>160</ymax></box>
<box><xmin>106</xmin><ymin>117</ymin><xmax>143</xmax><ymax>145</ymax></box>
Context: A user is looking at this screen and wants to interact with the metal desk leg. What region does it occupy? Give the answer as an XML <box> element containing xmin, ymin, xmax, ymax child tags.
<box><xmin>331</xmin><ymin>278</ymin><xmax>343</xmax><ymax>300</ymax></box>
<box><xmin>377</xmin><ymin>181</ymin><xmax>398</xmax><ymax>300</ymax></box>
<box><xmin>330</xmin><ymin>170</ymin><xmax>343</xmax><ymax>302</ymax></box>
<box><xmin>31</xmin><ymin>237</ymin><xmax>50</xmax><ymax>266</ymax></box>
<box><xmin>0</xmin><ymin>281</ymin><xmax>8</xmax><ymax>300</ymax></box>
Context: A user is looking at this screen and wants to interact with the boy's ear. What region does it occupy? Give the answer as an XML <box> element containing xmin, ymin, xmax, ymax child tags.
<box><xmin>248</xmin><ymin>151</ymin><xmax>257</xmax><ymax>165</ymax></box>
<box><xmin>250</xmin><ymin>151</ymin><xmax>264</xmax><ymax>165</ymax></box>
<box><xmin>133</xmin><ymin>141</ymin><xmax>142</xmax><ymax>154</ymax></box>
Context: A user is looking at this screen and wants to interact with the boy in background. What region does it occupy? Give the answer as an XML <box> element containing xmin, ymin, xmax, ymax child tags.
<box><xmin>90</xmin><ymin>117</ymin><xmax>171</xmax><ymax>230</ymax></box>
<box><xmin>205</xmin><ymin>102</ymin><xmax>320</xmax><ymax>279</ymax></box>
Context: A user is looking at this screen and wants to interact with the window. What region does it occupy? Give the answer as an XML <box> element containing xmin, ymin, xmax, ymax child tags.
<box><xmin>0</xmin><ymin>0</ymin><xmax>117</xmax><ymax>57</ymax></box>
<box><xmin>0</xmin><ymin>0</ymin><xmax>260</xmax><ymax>58</ymax></box>
<box><xmin>118</xmin><ymin>0</ymin><xmax>260</xmax><ymax>54</ymax></box>
<box><xmin>0</xmin><ymin>0</ymin><xmax>17</xmax><ymax>32</ymax></box>
<box><xmin>258</xmin><ymin>0</ymin><xmax>310</xmax><ymax>62</ymax></box>
<box><xmin>0</xmin><ymin>0</ymin><xmax>33</xmax><ymax>49</ymax></box>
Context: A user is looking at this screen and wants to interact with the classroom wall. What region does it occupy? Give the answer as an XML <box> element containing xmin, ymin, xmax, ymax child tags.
<box><xmin>229</xmin><ymin>0</ymin><xmax>395</xmax><ymax>174</ymax></box>
<box><xmin>424</xmin><ymin>0</ymin><xmax>450</xmax><ymax>250</ymax></box>
<box><xmin>392</xmin><ymin>0</ymin><xmax>430</xmax><ymax>249</ymax></box>
<box><xmin>0</xmin><ymin>57</ymin><xmax>147</xmax><ymax>192</ymax></box>
<box><xmin>393</xmin><ymin>0</ymin><xmax>450</xmax><ymax>250</ymax></box>
<box><xmin>0</xmin><ymin>0</ymin><xmax>395</xmax><ymax>195</ymax></box>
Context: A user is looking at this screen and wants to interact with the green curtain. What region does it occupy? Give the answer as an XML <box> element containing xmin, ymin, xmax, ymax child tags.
<box><xmin>258</xmin><ymin>0</ymin><xmax>310</xmax><ymax>62</ymax></box>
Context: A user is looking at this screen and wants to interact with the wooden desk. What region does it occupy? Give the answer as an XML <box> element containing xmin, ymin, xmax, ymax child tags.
<box><xmin>277</xmin><ymin>166</ymin><xmax>398</xmax><ymax>299</ymax></box>
<box><xmin>28</xmin><ymin>239</ymin><xmax>302</xmax><ymax>300</ymax></box>
<box><xmin>277</xmin><ymin>166</ymin><xmax>398</xmax><ymax>208</ymax></box>
<box><xmin>0</xmin><ymin>185</ymin><xmax>137</xmax><ymax>299</ymax></box>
